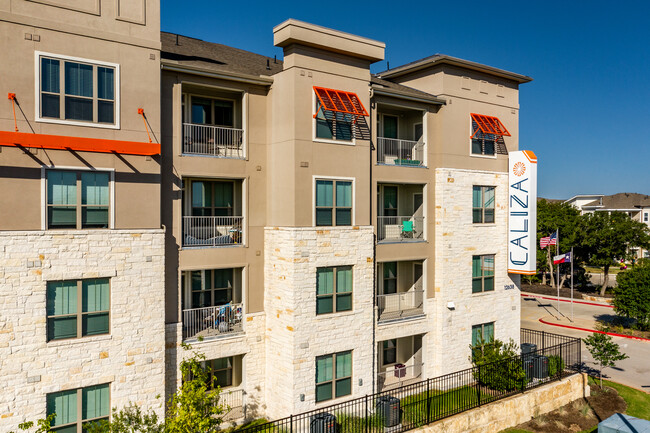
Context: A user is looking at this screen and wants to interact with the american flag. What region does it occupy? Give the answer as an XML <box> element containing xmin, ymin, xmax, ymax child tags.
<box><xmin>540</xmin><ymin>232</ymin><xmax>557</xmax><ymax>249</ymax></box>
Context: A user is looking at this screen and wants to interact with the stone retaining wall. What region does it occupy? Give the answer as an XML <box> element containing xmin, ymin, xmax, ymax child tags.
<box><xmin>419</xmin><ymin>373</ymin><xmax>590</xmax><ymax>433</ymax></box>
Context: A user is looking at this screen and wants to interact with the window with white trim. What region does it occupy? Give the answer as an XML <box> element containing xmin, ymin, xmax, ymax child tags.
<box><xmin>473</xmin><ymin>186</ymin><xmax>495</xmax><ymax>223</ymax></box>
<box><xmin>39</xmin><ymin>54</ymin><xmax>117</xmax><ymax>125</ymax></box>
<box><xmin>315</xmin><ymin>179</ymin><xmax>352</xmax><ymax>226</ymax></box>
<box><xmin>46</xmin><ymin>170</ymin><xmax>110</xmax><ymax>229</ymax></box>
<box><xmin>315</xmin><ymin>351</ymin><xmax>352</xmax><ymax>402</ymax></box>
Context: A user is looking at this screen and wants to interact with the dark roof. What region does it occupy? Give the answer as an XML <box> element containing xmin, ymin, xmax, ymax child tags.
<box><xmin>377</xmin><ymin>54</ymin><xmax>532</xmax><ymax>84</ymax></box>
<box><xmin>583</xmin><ymin>192</ymin><xmax>650</xmax><ymax>209</ymax></box>
<box><xmin>161</xmin><ymin>32</ymin><xmax>282</xmax><ymax>78</ymax></box>
<box><xmin>370</xmin><ymin>76</ymin><xmax>445</xmax><ymax>104</ymax></box>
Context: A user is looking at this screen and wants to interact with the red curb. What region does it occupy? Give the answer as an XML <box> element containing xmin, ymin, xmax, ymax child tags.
<box><xmin>538</xmin><ymin>318</ymin><xmax>650</xmax><ymax>342</ymax></box>
<box><xmin>521</xmin><ymin>293</ymin><xmax>614</xmax><ymax>308</ymax></box>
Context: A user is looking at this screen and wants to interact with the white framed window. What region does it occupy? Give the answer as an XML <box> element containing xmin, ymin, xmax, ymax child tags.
<box><xmin>35</xmin><ymin>51</ymin><xmax>120</xmax><ymax>129</ymax></box>
<box><xmin>313</xmin><ymin>176</ymin><xmax>355</xmax><ymax>226</ymax></box>
<box><xmin>313</xmin><ymin>93</ymin><xmax>355</xmax><ymax>145</ymax></box>
<box><xmin>42</xmin><ymin>167</ymin><xmax>115</xmax><ymax>230</ymax></box>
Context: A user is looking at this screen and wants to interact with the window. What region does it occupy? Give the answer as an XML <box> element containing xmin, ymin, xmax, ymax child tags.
<box><xmin>316</xmin><ymin>266</ymin><xmax>353</xmax><ymax>314</ymax></box>
<box><xmin>315</xmin><ymin>110</ymin><xmax>353</xmax><ymax>142</ymax></box>
<box><xmin>472</xmin><ymin>322</ymin><xmax>495</xmax><ymax>359</ymax></box>
<box><xmin>190</xmin><ymin>269</ymin><xmax>234</xmax><ymax>309</ymax></box>
<box><xmin>46</xmin><ymin>170</ymin><xmax>110</xmax><ymax>229</ymax></box>
<box><xmin>472</xmin><ymin>255</ymin><xmax>494</xmax><ymax>293</ymax></box>
<box><xmin>191</xmin><ymin>96</ymin><xmax>234</xmax><ymax>127</ymax></box>
<box><xmin>473</xmin><ymin>186</ymin><xmax>495</xmax><ymax>223</ymax></box>
<box><xmin>382</xmin><ymin>262</ymin><xmax>397</xmax><ymax>295</ymax></box>
<box><xmin>47</xmin><ymin>384</ymin><xmax>110</xmax><ymax>432</ymax></box>
<box><xmin>191</xmin><ymin>180</ymin><xmax>234</xmax><ymax>216</ymax></box>
<box><xmin>382</xmin><ymin>339</ymin><xmax>397</xmax><ymax>365</ymax></box>
<box><xmin>316</xmin><ymin>351</ymin><xmax>352</xmax><ymax>402</ymax></box>
<box><xmin>39</xmin><ymin>53</ymin><xmax>117</xmax><ymax>126</ymax></box>
<box><xmin>382</xmin><ymin>115</ymin><xmax>398</xmax><ymax>139</ymax></box>
<box><xmin>315</xmin><ymin>180</ymin><xmax>352</xmax><ymax>226</ymax></box>
<box><xmin>645</xmin><ymin>213</ymin><xmax>649</xmax><ymax>222</ymax></box>
<box><xmin>471</xmin><ymin>120</ymin><xmax>495</xmax><ymax>156</ymax></box>
<box><xmin>383</xmin><ymin>186</ymin><xmax>398</xmax><ymax>217</ymax></box>
<box><xmin>47</xmin><ymin>279</ymin><xmax>110</xmax><ymax>341</ymax></box>
<box><xmin>204</xmin><ymin>357</ymin><xmax>233</xmax><ymax>389</ymax></box>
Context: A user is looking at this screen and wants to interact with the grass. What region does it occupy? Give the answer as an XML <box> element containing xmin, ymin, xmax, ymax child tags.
<box><xmin>590</xmin><ymin>377</ymin><xmax>650</xmax><ymax>420</ymax></box>
<box><xmin>584</xmin><ymin>265</ymin><xmax>626</xmax><ymax>275</ymax></box>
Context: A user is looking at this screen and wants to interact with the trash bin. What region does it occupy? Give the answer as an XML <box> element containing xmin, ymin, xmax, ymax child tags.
<box><xmin>394</xmin><ymin>363</ymin><xmax>406</xmax><ymax>378</ymax></box>
<box><xmin>310</xmin><ymin>413</ymin><xmax>336</xmax><ymax>433</ymax></box>
<box><xmin>376</xmin><ymin>396</ymin><xmax>401</xmax><ymax>427</ymax></box>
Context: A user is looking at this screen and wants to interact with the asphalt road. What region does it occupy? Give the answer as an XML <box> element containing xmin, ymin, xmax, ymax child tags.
<box><xmin>521</xmin><ymin>293</ymin><xmax>650</xmax><ymax>393</ymax></box>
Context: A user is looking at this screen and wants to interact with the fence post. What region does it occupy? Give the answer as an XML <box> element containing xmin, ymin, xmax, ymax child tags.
<box><xmin>542</xmin><ymin>330</ymin><xmax>546</xmax><ymax>350</ymax></box>
<box><xmin>477</xmin><ymin>365</ymin><xmax>482</xmax><ymax>407</ymax></box>
<box><xmin>290</xmin><ymin>414</ymin><xmax>293</xmax><ymax>433</ymax></box>
<box><xmin>365</xmin><ymin>394</ymin><xmax>369</xmax><ymax>433</ymax></box>
<box><xmin>426</xmin><ymin>378</ymin><xmax>431</xmax><ymax>425</ymax></box>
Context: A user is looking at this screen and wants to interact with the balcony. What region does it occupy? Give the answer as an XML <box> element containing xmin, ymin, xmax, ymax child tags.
<box><xmin>377</xmin><ymin>105</ymin><xmax>426</xmax><ymax>167</ymax></box>
<box><xmin>377</xmin><ymin>290</ymin><xmax>424</xmax><ymax>321</ymax></box>
<box><xmin>377</xmin><ymin>335</ymin><xmax>424</xmax><ymax>392</ymax></box>
<box><xmin>182</xmin><ymin>123</ymin><xmax>244</xmax><ymax>159</ymax></box>
<box><xmin>377</xmin><ymin>260</ymin><xmax>425</xmax><ymax>322</ymax></box>
<box><xmin>377</xmin><ymin>184</ymin><xmax>425</xmax><ymax>243</ymax></box>
<box><xmin>221</xmin><ymin>388</ymin><xmax>245</xmax><ymax>421</ymax></box>
<box><xmin>377</xmin><ymin>137</ymin><xmax>424</xmax><ymax>167</ymax></box>
<box><xmin>183</xmin><ymin>216</ymin><xmax>243</xmax><ymax>247</ymax></box>
<box><xmin>182</xmin><ymin>178</ymin><xmax>243</xmax><ymax>248</ymax></box>
<box><xmin>182</xmin><ymin>303</ymin><xmax>243</xmax><ymax>340</ymax></box>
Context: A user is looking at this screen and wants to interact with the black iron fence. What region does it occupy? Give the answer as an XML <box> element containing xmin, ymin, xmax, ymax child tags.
<box><xmin>234</xmin><ymin>329</ymin><xmax>581</xmax><ymax>433</ymax></box>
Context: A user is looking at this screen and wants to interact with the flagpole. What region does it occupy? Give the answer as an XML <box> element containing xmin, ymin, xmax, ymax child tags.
<box><xmin>571</xmin><ymin>246</ymin><xmax>574</xmax><ymax>322</ymax></box>
<box><xmin>556</xmin><ymin>228</ymin><xmax>560</xmax><ymax>316</ymax></box>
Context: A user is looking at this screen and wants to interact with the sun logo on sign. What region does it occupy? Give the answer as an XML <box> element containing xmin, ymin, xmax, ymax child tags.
<box><xmin>513</xmin><ymin>162</ymin><xmax>526</xmax><ymax>176</ymax></box>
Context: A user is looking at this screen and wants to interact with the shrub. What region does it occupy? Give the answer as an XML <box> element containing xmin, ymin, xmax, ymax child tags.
<box><xmin>547</xmin><ymin>355</ymin><xmax>565</xmax><ymax>377</ymax></box>
<box><xmin>470</xmin><ymin>338</ymin><xmax>527</xmax><ymax>392</ymax></box>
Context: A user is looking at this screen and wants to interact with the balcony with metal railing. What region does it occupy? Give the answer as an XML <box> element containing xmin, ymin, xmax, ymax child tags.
<box><xmin>377</xmin><ymin>137</ymin><xmax>425</xmax><ymax>167</ymax></box>
<box><xmin>182</xmin><ymin>216</ymin><xmax>243</xmax><ymax>247</ymax></box>
<box><xmin>377</xmin><ymin>362</ymin><xmax>424</xmax><ymax>392</ymax></box>
<box><xmin>377</xmin><ymin>216</ymin><xmax>425</xmax><ymax>243</ymax></box>
<box><xmin>221</xmin><ymin>388</ymin><xmax>246</xmax><ymax>421</ymax></box>
<box><xmin>182</xmin><ymin>302</ymin><xmax>244</xmax><ymax>341</ymax></box>
<box><xmin>182</xmin><ymin>123</ymin><xmax>244</xmax><ymax>159</ymax></box>
<box><xmin>377</xmin><ymin>290</ymin><xmax>424</xmax><ymax>322</ymax></box>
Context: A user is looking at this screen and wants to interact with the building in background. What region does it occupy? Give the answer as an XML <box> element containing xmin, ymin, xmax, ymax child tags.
<box><xmin>0</xmin><ymin>0</ymin><xmax>166</xmax><ymax>429</ymax></box>
<box><xmin>566</xmin><ymin>192</ymin><xmax>650</xmax><ymax>258</ymax></box>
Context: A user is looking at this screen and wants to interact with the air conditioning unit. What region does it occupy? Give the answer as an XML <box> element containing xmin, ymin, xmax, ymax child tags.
<box><xmin>310</xmin><ymin>413</ymin><xmax>336</xmax><ymax>433</ymax></box>
<box><xmin>533</xmin><ymin>355</ymin><xmax>549</xmax><ymax>379</ymax></box>
<box><xmin>522</xmin><ymin>359</ymin><xmax>535</xmax><ymax>381</ymax></box>
<box><xmin>376</xmin><ymin>396</ymin><xmax>401</xmax><ymax>427</ymax></box>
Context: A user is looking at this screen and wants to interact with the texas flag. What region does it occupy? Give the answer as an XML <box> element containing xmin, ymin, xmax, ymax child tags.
<box><xmin>553</xmin><ymin>252</ymin><xmax>572</xmax><ymax>264</ymax></box>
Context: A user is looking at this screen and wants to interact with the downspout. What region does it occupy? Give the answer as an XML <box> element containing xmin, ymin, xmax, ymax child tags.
<box><xmin>369</xmin><ymin>86</ymin><xmax>376</xmax><ymax>395</ymax></box>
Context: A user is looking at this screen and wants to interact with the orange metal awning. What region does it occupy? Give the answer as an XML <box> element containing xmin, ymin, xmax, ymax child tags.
<box><xmin>0</xmin><ymin>131</ymin><xmax>160</xmax><ymax>156</ymax></box>
<box><xmin>470</xmin><ymin>113</ymin><xmax>511</xmax><ymax>139</ymax></box>
<box><xmin>313</xmin><ymin>86</ymin><xmax>368</xmax><ymax>121</ymax></box>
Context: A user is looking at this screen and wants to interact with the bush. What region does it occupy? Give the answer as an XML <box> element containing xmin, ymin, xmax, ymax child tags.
<box><xmin>613</xmin><ymin>260</ymin><xmax>650</xmax><ymax>330</ymax></box>
<box><xmin>547</xmin><ymin>355</ymin><xmax>565</xmax><ymax>377</ymax></box>
<box><xmin>470</xmin><ymin>338</ymin><xmax>527</xmax><ymax>392</ymax></box>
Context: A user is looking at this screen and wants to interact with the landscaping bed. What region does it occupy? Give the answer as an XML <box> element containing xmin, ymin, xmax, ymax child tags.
<box><xmin>521</xmin><ymin>284</ymin><xmax>613</xmax><ymax>299</ymax></box>
<box><xmin>502</xmin><ymin>377</ymin><xmax>650</xmax><ymax>433</ymax></box>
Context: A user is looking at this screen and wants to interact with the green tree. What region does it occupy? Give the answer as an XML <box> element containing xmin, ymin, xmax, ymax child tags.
<box><xmin>612</xmin><ymin>259</ymin><xmax>650</xmax><ymax>330</ymax></box>
<box><xmin>581</xmin><ymin>212</ymin><xmax>650</xmax><ymax>295</ymax></box>
<box><xmin>584</xmin><ymin>332</ymin><xmax>629</xmax><ymax>389</ymax></box>
<box><xmin>470</xmin><ymin>337</ymin><xmax>527</xmax><ymax>392</ymax></box>
<box><xmin>536</xmin><ymin>200</ymin><xmax>584</xmax><ymax>286</ymax></box>
<box><xmin>9</xmin><ymin>415</ymin><xmax>54</xmax><ymax>433</ymax></box>
<box><xmin>165</xmin><ymin>343</ymin><xmax>224</xmax><ymax>433</ymax></box>
<box><xmin>83</xmin><ymin>402</ymin><xmax>165</xmax><ymax>433</ymax></box>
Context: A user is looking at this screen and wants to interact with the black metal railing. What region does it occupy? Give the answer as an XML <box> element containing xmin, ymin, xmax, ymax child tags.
<box><xmin>235</xmin><ymin>329</ymin><xmax>581</xmax><ymax>433</ymax></box>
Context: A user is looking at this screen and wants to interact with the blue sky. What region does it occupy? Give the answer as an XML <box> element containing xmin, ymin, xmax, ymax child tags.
<box><xmin>162</xmin><ymin>0</ymin><xmax>650</xmax><ymax>199</ymax></box>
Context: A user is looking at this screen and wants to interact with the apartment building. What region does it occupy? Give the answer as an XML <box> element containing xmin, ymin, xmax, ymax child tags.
<box><xmin>0</xmin><ymin>0</ymin><xmax>165</xmax><ymax>430</ymax></box>
<box><xmin>160</xmin><ymin>19</ymin><xmax>532</xmax><ymax>420</ymax></box>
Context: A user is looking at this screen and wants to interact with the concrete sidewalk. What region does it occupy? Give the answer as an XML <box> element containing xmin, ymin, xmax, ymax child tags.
<box><xmin>521</xmin><ymin>291</ymin><xmax>613</xmax><ymax>308</ymax></box>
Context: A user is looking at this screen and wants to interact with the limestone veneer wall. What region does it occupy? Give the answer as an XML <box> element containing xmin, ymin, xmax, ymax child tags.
<box><xmin>0</xmin><ymin>230</ymin><xmax>166</xmax><ymax>430</ymax></box>
<box><xmin>420</xmin><ymin>373</ymin><xmax>591</xmax><ymax>433</ymax></box>
<box><xmin>264</xmin><ymin>226</ymin><xmax>374</xmax><ymax>419</ymax></box>
<box><xmin>433</xmin><ymin>168</ymin><xmax>521</xmax><ymax>376</ymax></box>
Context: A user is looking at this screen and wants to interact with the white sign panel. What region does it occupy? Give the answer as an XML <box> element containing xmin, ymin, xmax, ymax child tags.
<box><xmin>508</xmin><ymin>150</ymin><xmax>537</xmax><ymax>275</ymax></box>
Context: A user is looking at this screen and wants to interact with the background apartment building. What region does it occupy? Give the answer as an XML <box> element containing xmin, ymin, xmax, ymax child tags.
<box><xmin>0</xmin><ymin>0</ymin><xmax>165</xmax><ymax>430</ymax></box>
<box><xmin>160</xmin><ymin>20</ymin><xmax>531</xmax><ymax>420</ymax></box>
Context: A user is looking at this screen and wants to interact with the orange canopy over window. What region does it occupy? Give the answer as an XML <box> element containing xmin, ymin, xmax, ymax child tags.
<box><xmin>313</xmin><ymin>86</ymin><xmax>368</xmax><ymax>122</ymax></box>
<box><xmin>470</xmin><ymin>113</ymin><xmax>511</xmax><ymax>139</ymax></box>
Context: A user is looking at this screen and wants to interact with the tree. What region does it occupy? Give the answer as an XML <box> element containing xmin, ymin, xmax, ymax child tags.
<box><xmin>581</xmin><ymin>212</ymin><xmax>650</xmax><ymax>295</ymax></box>
<box><xmin>612</xmin><ymin>259</ymin><xmax>650</xmax><ymax>330</ymax></box>
<box><xmin>84</xmin><ymin>403</ymin><xmax>165</xmax><ymax>433</ymax></box>
<box><xmin>536</xmin><ymin>200</ymin><xmax>584</xmax><ymax>286</ymax></box>
<box><xmin>8</xmin><ymin>415</ymin><xmax>54</xmax><ymax>433</ymax></box>
<box><xmin>583</xmin><ymin>332</ymin><xmax>629</xmax><ymax>389</ymax></box>
<box><xmin>470</xmin><ymin>337</ymin><xmax>527</xmax><ymax>392</ymax></box>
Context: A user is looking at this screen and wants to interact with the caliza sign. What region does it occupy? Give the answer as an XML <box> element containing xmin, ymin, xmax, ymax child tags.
<box><xmin>508</xmin><ymin>150</ymin><xmax>537</xmax><ymax>275</ymax></box>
